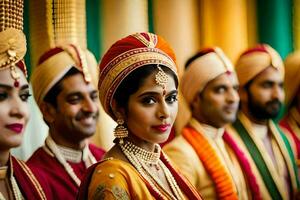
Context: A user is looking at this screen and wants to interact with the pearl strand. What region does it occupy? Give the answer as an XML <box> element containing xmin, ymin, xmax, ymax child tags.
<box><xmin>122</xmin><ymin>141</ymin><xmax>161</xmax><ymax>164</ymax></box>
<box><xmin>11</xmin><ymin>176</ymin><xmax>23</xmax><ymax>200</ymax></box>
<box><xmin>120</xmin><ymin>145</ymin><xmax>166</xmax><ymax>199</ymax></box>
<box><xmin>0</xmin><ymin>176</ymin><xmax>23</xmax><ymax>200</ymax></box>
<box><xmin>159</xmin><ymin>160</ymin><xmax>185</xmax><ymax>199</ymax></box>
<box><xmin>120</xmin><ymin>143</ymin><xmax>183</xmax><ymax>200</ymax></box>
<box><xmin>45</xmin><ymin>136</ymin><xmax>96</xmax><ymax>186</ymax></box>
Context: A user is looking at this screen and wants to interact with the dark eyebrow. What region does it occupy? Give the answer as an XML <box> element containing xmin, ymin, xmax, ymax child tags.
<box><xmin>212</xmin><ymin>84</ymin><xmax>228</xmax><ymax>89</ymax></box>
<box><xmin>138</xmin><ymin>91</ymin><xmax>159</xmax><ymax>98</ymax></box>
<box><xmin>66</xmin><ymin>92</ymin><xmax>82</xmax><ymax>98</ymax></box>
<box><xmin>167</xmin><ymin>90</ymin><xmax>178</xmax><ymax>96</ymax></box>
<box><xmin>138</xmin><ymin>89</ymin><xmax>178</xmax><ymax>98</ymax></box>
<box><xmin>20</xmin><ymin>84</ymin><xmax>29</xmax><ymax>90</ymax></box>
<box><xmin>0</xmin><ymin>84</ymin><xmax>29</xmax><ymax>90</ymax></box>
<box><xmin>90</xmin><ymin>90</ymin><xmax>98</xmax><ymax>95</ymax></box>
<box><xmin>0</xmin><ymin>84</ymin><xmax>12</xmax><ymax>90</ymax></box>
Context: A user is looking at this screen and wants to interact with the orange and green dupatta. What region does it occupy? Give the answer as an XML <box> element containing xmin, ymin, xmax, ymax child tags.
<box><xmin>233</xmin><ymin>117</ymin><xmax>300</xmax><ymax>199</ymax></box>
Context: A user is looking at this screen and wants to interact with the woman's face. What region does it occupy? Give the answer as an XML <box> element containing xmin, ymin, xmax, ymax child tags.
<box><xmin>123</xmin><ymin>71</ymin><xmax>178</xmax><ymax>144</ymax></box>
<box><xmin>0</xmin><ymin>67</ymin><xmax>30</xmax><ymax>151</ymax></box>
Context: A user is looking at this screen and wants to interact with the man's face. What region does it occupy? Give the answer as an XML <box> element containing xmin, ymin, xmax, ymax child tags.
<box><xmin>192</xmin><ymin>72</ymin><xmax>240</xmax><ymax>128</ymax></box>
<box><xmin>52</xmin><ymin>73</ymin><xmax>99</xmax><ymax>142</ymax></box>
<box><xmin>245</xmin><ymin>67</ymin><xmax>284</xmax><ymax>120</ymax></box>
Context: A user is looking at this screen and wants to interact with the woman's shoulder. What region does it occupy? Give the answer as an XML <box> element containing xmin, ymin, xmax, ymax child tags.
<box><xmin>88</xmin><ymin>158</ymin><xmax>149</xmax><ymax>199</ymax></box>
<box><xmin>96</xmin><ymin>157</ymin><xmax>134</xmax><ymax>171</ymax></box>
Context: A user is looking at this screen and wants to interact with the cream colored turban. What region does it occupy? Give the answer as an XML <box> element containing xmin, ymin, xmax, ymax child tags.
<box><xmin>31</xmin><ymin>44</ymin><xmax>98</xmax><ymax>107</ymax></box>
<box><xmin>284</xmin><ymin>51</ymin><xmax>300</xmax><ymax>107</ymax></box>
<box><xmin>235</xmin><ymin>44</ymin><xmax>284</xmax><ymax>87</ymax></box>
<box><xmin>181</xmin><ymin>47</ymin><xmax>234</xmax><ymax>105</ymax></box>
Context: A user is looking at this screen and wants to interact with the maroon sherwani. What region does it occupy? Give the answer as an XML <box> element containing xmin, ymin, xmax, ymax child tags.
<box><xmin>11</xmin><ymin>156</ymin><xmax>47</xmax><ymax>199</ymax></box>
<box><xmin>26</xmin><ymin>144</ymin><xmax>105</xmax><ymax>200</ymax></box>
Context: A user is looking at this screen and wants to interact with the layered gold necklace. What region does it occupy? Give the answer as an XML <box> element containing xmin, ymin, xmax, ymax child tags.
<box><xmin>120</xmin><ymin>141</ymin><xmax>185</xmax><ymax>200</ymax></box>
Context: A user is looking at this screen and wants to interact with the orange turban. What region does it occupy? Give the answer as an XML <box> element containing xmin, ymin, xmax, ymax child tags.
<box><xmin>31</xmin><ymin>44</ymin><xmax>98</xmax><ymax>107</ymax></box>
<box><xmin>235</xmin><ymin>44</ymin><xmax>284</xmax><ymax>87</ymax></box>
<box><xmin>284</xmin><ymin>51</ymin><xmax>300</xmax><ymax>107</ymax></box>
<box><xmin>181</xmin><ymin>47</ymin><xmax>234</xmax><ymax>105</ymax></box>
<box><xmin>99</xmin><ymin>32</ymin><xmax>178</xmax><ymax>119</ymax></box>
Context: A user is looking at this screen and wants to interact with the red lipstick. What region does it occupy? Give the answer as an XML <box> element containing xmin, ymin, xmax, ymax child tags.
<box><xmin>152</xmin><ymin>124</ymin><xmax>171</xmax><ymax>132</ymax></box>
<box><xmin>6</xmin><ymin>123</ymin><xmax>23</xmax><ymax>134</ymax></box>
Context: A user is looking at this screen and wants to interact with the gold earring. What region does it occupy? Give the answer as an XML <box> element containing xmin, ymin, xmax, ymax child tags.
<box><xmin>114</xmin><ymin>118</ymin><xmax>128</xmax><ymax>144</ymax></box>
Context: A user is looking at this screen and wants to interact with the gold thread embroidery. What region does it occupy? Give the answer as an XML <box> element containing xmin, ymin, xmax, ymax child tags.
<box><xmin>131</xmin><ymin>33</ymin><xmax>157</xmax><ymax>48</ymax></box>
<box><xmin>93</xmin><ymin>184</ymin><xmax>106</xmax><ymax>200</ymax></box>
<box><xmin>112</xmin><ymin>185</ymin><xmax>130</xmax><ymax>200</ymax></box>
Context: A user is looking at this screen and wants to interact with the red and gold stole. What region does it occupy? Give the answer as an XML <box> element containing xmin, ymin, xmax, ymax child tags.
<box><xmin>11</xmin><ymin>156</ymin><xmax>47</xmax><ymax>200</ymax></box>
<box><xmin>182</xmin><ymin>124</ymin><xmax>238</xmax><ymax>200</ymax></box>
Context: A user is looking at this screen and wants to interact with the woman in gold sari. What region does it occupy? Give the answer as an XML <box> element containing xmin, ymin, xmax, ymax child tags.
<box><xmin>78</xmin><ymin>32</ymin><xmax>202</xmax><ymax>200</ymax></box>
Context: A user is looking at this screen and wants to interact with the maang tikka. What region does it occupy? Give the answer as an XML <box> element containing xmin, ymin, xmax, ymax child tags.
<box><xmin>155</xmin><ymin>65</ymin><xmax>168</xmax><ymax>95</ymax></box>
<box><xmin>114</xmin><ymin>118</ymin><xmax>128</xmax><ymax>144</ymax></box>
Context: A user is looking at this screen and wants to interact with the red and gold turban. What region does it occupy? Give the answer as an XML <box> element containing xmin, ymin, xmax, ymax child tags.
<box><xmin>284</xmin><ymin>51</ymin><xmax>300</xmax><ymax>107</ymax></box>
<box><xmin>235</xmin><ymin>44</ymin><xmax>284</xmax><ymax>87</ymax></box>
<box><xmin>99</xmin><ymin>32</ymin><xmax>178</xmax><ymax>119</ymax></box>
<box><xmin>181</xmin><ymin>47</ymin><xmax>234</xmax><ymax>105</ymax></box>
<box><xmin>31</xmin><ymin>44</ymin><xmax>98</xmax><ymax>107</ymax></box>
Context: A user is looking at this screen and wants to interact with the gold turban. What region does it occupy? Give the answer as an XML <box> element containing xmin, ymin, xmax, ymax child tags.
<box><xmin>235</xmin><ymin>44</ymin><xmax>284</xmax><ymax>87</ymax></box>
<box><xmin>181</xmin><ymin>47</ymin><xmax>234</xmax><ymax>105</ymax></box>
<box><xmin>31</xmin><ymin>44</ymin><xmax>98</xmax><ymax>107</ymax></box>
<box><xmin>99</xmin><ymin>32</ymin><xmax>178</xmax><ymax>119</ymax></box>
<box><xmin>284</xmin><ymin>51</ymin><xmax>300</xmax><ymax>107</ymax></box>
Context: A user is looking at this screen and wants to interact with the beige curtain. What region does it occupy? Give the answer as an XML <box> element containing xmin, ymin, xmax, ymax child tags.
<box><xmin>152</xmin><ymin>0</ymin><xmax>201</xmax><ymax>134</ymax></box>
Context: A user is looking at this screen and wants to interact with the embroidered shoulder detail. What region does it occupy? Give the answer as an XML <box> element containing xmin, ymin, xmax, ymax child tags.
<box><xmin>93</xmin><ymin>184</ymin><xmax>106</xmax><ymax>200</ymax></box>
<box><xmin>112</xmin><ymin>185</ymin><xmax>130</xmax><ymax>200</ymax></box>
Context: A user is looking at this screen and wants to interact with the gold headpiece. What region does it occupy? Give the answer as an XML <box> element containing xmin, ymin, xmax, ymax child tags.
<box><xmin>29</xmin><ymin>0</ymin><xmax>89</xmax><ymax>68</ymax></box>
<box><xmin>30</xmin><ymin>0</ymin><xmax>99</xmax><ymax>107</ymax></box>
<box><xmin>0</xmin><ymin>0</ymin><xmax>27</xmax><ymax>87</ymax></box>
<box><xmin>155</xmin><ymin>65</ymin><xmax>169</xmax><ymax>93</ymax></box>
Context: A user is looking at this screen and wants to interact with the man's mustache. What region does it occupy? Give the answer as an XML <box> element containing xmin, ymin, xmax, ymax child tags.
<box><xmin>266</xmin><ymin>99</ymin><xmax>282</xmax><ymax>107</ymax></box>
<box><xmin>75</xmin><ymin>111</ymin><xmax>99</xmax><ymax>120</ymax></box>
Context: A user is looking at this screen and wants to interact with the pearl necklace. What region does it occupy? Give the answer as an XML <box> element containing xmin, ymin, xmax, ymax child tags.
<box><xmin>122</xmin><ymin>141</ymin><xmax>161</xmax><ymax>164</ymax></box>
<box><xmin>45</xmin><ymin>135</ymin><xmax>97</xmax><ymax>186</ymax></box>
<box><xmin>120</xmin><ymin>142</ymin><xmax>184</xmax><ymax>200</ymax></box>
<box><xmin>0</xmin><ymin>177</ymin><xmax>22</xmax><ymax>200</ymax></box>
<box><xmin>0</xmin><ymin>164</ymin><xmax>23</xmax><ymax>200</ymax></box>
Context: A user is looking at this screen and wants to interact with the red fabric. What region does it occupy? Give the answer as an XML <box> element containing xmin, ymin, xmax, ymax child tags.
<box><xmin>280</xmin><ymin>117</ymin><xmax>300</xmax><ymax>159</ymax></box>
<box><xmin>15</xmin><ymin>60</ymin><xmax>27</xmax><ymax>77</ymax></box>
<box><xmin>38</xmin><ymin>47</ymin><xmax>64</xmax><ymax>65</ymax></box>
<box><xmin>240</xmin><ymin>44</ymin><xmax>269</xmax><ymax>56</ymax></box>
<box><xmin>27</xmin><ymin>144</ymin><xmax>105</xmax><ymax>200</ymax></box>
<box><xmin>12</xmin><ymin>156</ymin><xmax>47</xmax><ymax>199</ymax></box>
<box><xmin>77</xmin><ymin>162</ymin><xmax>98</xmax><ymax>200</ymax></box>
